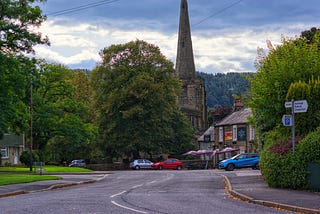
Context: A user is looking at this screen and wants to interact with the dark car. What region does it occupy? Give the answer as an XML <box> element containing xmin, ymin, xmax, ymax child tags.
<box><xmin>69</xmin><ymin>160</ymin><xmax>86</xmax><ymax>168</ymax></box>
<box><xmin>152</xmin><ymin>158</ymin><xmax>183</xmax><ymax>170</ymax></box>
<box><xmin>219</xmin><ymin>153</ymin><xmax>259</xmax><ymax>171</ymax></box>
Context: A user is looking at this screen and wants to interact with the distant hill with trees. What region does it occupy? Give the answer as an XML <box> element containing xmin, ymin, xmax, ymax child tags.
<box><xmin>197</xmin><ymin>72</ymin><xmax>253</xmax><ymax>109</ymax></box>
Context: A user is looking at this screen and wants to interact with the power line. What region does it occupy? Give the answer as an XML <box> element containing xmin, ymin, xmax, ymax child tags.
<box><xmin>192</xmin><ymin>0</ymin><xmax>244</xmax><ymax>28</ymax></box>
<box><xmin>47</xmin><ymin>0</ymin><xmax>120</xmax><ymax>16</ymax></box>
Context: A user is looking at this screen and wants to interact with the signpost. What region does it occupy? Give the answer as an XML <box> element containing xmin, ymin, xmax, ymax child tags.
<box><xmin>282</xmin><ymin>115</ymin><xmax>292</xmax><ymax>126</ymax></box>
<box><xmin>284</xmin><ymin>100</ymin><xmax>308</xmax><ymax>154</ymax></box>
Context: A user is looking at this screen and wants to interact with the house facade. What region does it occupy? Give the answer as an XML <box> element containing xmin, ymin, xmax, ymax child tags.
<box><xmin>197</xmin><ymin>107</ymin><xmax>257</xmax><ymax>167</ymax></box>
<box><xmin>214</xmin><ymin>108</ymin><xmax>257</xmax><ymax>154</ymax></box>
<box><xmin>0</xmin><ymin>133</ymin><xmax>24</xmax><ymax>166</ymax></box>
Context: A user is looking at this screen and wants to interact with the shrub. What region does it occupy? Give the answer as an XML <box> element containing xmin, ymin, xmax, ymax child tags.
<box><xmin>20</xmin><ymin>150</ymin><xmax>39</xmax><ymax>166</ymax></box>
<box><xmin>261</xmin><ymin>127</ymin><xmax>320</xmax><ymax>189</ymax></box>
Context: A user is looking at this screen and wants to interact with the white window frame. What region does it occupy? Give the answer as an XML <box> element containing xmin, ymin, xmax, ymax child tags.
<box><xmin>232</xmin><ymin>125</ymin><xmax>237</xmax><ymax>141</ymax></box>
<box><xmin>249</xmin><ymin>125</ymin><xmax>255</xmax><ymax>141</ymax></box>
<box><xmin>1</xmin><ymin>147</ymin><xmax>9</xmax><ymax>158</ymax></box>
<box><xmin>218</xmin><ymin>127</ymin><xmax>223</xmax><ymax>142</ymax></box>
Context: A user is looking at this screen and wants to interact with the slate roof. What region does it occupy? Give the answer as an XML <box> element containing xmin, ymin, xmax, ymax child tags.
<box><xmin>215</xmin><ymin>108</ymin><xmax>252</xmax><ymax>126</ymax></box>
<box><xmin>198</xmin><ymin>126</ymin><xmax>214</xmax><ymax>142</ymax></box>
<box><xmin>0</xmin><ymin>134</ymin><xmax>24</xmax><ymax>146</ymax></box>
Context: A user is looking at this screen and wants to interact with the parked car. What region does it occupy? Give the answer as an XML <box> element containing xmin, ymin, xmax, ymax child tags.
<box><xmin>130</xmin><ymin>159</ymin><xmax>153</xmax><ymax>170</ymax></box>
<box><xmin>69</xmin><ymin>159</ymin><xmax>86</xmax><ymax>168</ymax></box>
<box><xmin>152</xmin><ymin>158</ymin><xmax>183</xmax><ymax>170</ymax></box>
<box><xmin>219</xmin><ymin>153</ymin><xmax>259</xmax><ymax>171</ymax></box>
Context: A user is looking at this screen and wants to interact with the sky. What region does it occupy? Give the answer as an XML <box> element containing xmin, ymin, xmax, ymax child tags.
<box><xmin>34</xmin><ymin>0</ymin><xmax>320</xmax><ymax>74</ymax></box>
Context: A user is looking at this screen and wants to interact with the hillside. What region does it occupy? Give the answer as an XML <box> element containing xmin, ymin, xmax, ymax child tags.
<box><xmin>197</xmin><ymin>72</ymin><xmax>252</xmax><ymax>109</ymax></box>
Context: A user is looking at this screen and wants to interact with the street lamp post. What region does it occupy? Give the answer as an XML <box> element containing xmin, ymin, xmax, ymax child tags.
<box><xmin>29</xmin><ymin>76</ymin><xmax>33</xmax><ymax>172</ymax></box>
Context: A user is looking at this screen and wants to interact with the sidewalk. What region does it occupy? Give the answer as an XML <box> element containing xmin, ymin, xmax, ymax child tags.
<box><xmin>222</xmin><ymin>171</ymin><xmax>320</xmax><ymax>214</ymax></box>
<box><xmin>0</xmin><ymin>172</ymin><xmax>110</xmax><ymax>198</ymax></box>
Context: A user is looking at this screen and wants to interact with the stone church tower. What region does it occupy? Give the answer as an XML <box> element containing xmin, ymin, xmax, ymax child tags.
<box><xmin>176</xmin><ymin>0</ymin><xmax>208</xmax><ymax>132</ymax></box>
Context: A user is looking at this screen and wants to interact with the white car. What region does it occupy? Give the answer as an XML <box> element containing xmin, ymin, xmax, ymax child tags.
<box><xmin>130</xmin><ymin>159</ymin><xmax>153</xmax><ymax>170</ymax></box>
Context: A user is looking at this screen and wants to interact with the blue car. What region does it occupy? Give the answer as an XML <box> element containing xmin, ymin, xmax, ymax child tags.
<box><xmin>219</xmin><ymin>153</ymin><xmax>260</xmax><ymax>171</ymax></box>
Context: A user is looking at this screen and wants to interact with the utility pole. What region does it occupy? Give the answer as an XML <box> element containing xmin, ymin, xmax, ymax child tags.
<box><xmin>29</xmin><ymin>76</ymin><xmax>33</xmax><ymax>172</ymax></box>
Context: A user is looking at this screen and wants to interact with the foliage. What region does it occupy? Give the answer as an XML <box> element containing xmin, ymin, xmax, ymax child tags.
<box><xmin>0</xmin><ymin>0</ymin><xmax>49</xmax><ymax>54</ymax></box>
<box><xmin>0</xmin><ymin>54</ymin><xmax>36</xmax><ymax>137</ymax></box>
<box><xmin>286</xmin><ymin>77</ymin><xmax>320</xmax><ymax>136</ymax></box>
<box><xmin>198</xmin><ymin>72</ymin><xmax>251</xmax><ymax>108</ymax></box>
<box><xmin>29</xmin><ymin>63</ymin><xmax>97</xmax><ymax>163</ymax></box>
<box><xmin>91</xmin><ymin>40</ymin><xmax>195</xmax><ymax>160</ymax></box>
<box><xmin>295</xmin><ymin>127</ymin><xmax>320</xmax><ymax>168</ymax></box>
<box><xmin>248</xmin><ymin>31</ymin><xmax>320</xmax><ymax>143</ymax></box>
<box><xmin>269</xmin><ymin>136</ymin><xmax>302</xmax><ymax>156</ymax></box>
<box><xmin>19</xmin><ymin>150</ymin><xmax>39</xmax><ymax>166</ymax></box>
<box><xmin>261</xmin><ymin>127</ymin><xmax>320</xmax><ymax>189</ymax></box>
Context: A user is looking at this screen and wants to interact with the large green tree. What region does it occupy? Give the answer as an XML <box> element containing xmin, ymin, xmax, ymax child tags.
<box><xmin>32</xmin><ymin>63</ymin><xmax>97</xmax><ymax>163</ymax></box>
<box><xmin>0</xmin><ymin>0</ymin><xmax>49</xmax><ymax>54</ymax></box>
<box><xmin>0</xmin><ymin>54</ymin><xmax>34</xmax><ymax>137</ymax></box>
<box><xmin>91</xmin><ymin>40</ymin><xmax>195</xmax><ymax>160</ymax></box>
<box><xmin>248</xmin><ymin>30</ymin><xmax>320</xmax><ymax>144</ymax></box>
<box><xmin>0</xmin><ymin>0</ymin><xmax>49</xmax><ymax>137</ymax></box>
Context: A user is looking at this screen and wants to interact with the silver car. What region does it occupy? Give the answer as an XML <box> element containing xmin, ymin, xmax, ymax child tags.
<box><xmin>130</xmin><ymin>159</ymin><xmax>153</xmax><ymax>170</ymax></box>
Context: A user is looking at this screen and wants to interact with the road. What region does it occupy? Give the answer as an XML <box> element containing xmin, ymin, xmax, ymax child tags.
<box><xmin>0</xmin><ymin>170</ymin><xmax>290</xmax><ymax>214</ymax></box>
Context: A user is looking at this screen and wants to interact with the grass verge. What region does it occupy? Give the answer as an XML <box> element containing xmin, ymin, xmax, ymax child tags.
<box><xmin>0</xmin><ymin>165</ymin><xmax>92</xmax><ymax>173</ymax></box>
<box><xmin>0</xmin><ymin>174</ymin><xmax>61</xmax><ymax>186</ymax></box>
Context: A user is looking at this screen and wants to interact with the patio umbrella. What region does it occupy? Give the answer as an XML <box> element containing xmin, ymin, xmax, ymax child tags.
<box><xmin>216</xmin><ymin>147</ymin><xmax>239</xmax><ymax>154</ymax></box>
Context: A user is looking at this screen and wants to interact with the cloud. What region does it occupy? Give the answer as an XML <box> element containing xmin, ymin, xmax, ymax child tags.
<box><xmin>35</xmin><ymin>0</ymin><xmax>320</xmax><ymax>74</ymax></box>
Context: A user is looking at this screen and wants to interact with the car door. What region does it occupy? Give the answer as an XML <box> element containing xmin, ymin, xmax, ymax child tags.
<box><xmin>163</xmin><ymin>159</ymin><xmax>173</xmax><ymax>169</ymax></box>
<box><xmin>144</xmin><ymin>160</ymin><xmax>153</xmax><ymax>169</ymax></box>
<box><xmin>234</xmin><ymin>154</ymin><xmax>247</xmax><ymax>167</ymax></box>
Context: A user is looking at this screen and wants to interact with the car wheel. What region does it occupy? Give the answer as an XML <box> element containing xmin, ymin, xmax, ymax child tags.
<box><xmin>135</xmin><ymin>165</ymin><xmax>140</xmax><ymax>170</ymax></box>
<box><xmin>252</xmin><ymin>163</ymin><xmax>259</xmax><ymax>170</ymax></box>
<box><xmin>158</xmin><ymin>165</ymin><xmax>163</xmax><ymax>170</ymax></box>
<box><xmin>176</xmin><ymin>166</ymin><xmax>182</xmax><ymax>170</ymax></box>
<box><xmin>226</xmin><ymin>164</ymin><xmax>235</xmax><ymax>171</ymax></box>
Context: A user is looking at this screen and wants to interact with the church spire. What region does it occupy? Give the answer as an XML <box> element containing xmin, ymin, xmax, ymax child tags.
<box><xmin>175</xmin><ymin>0</ymin><xmax>196</xmax><ymax>80</ymax></box>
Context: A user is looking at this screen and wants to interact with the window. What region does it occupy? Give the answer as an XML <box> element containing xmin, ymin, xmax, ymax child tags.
<box><xmin>1</xmin><ymin>147</ymin><xmax>9</xmax><ymax>158</ymax></box>
<box><xmin>232</xmin><ymin>125</ymin><xmax>237</xmax><ymax>141</ymax></box>
<box><xmin>249</xmin><ymin>125</ymin><xmax>255</xmax><ymax>141</ymax></box>
<box><xmin>219</xmin><ymin>127</ymin><xmax>223</xmax><ymax>142</ymax></box>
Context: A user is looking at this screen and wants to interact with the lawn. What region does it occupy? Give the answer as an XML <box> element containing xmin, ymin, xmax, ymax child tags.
<box><xmin>0</xmin><ymin>174</ymin><xmax>61</xmax><ymax>185</ymax></box>
<box><xmin>0</xmin><ymin>165</ymin><xmax>93</xmax><ymax>186</ymax></box>
<box><xmin>0</xmin><ymin>165</ymin><xmax>93</xmax><ymax>173</ymax></box>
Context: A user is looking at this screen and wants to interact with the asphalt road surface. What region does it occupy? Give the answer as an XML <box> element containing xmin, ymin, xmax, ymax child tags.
<box><xmin>0</xmin><ymin>170</ymin><xmax>291</xmax><ymax>214</ymax></box>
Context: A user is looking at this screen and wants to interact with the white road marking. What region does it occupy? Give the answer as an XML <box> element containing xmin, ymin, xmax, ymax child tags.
<box><xmin>111</xmin><ymin>200</ymin><xmax>148</xmax><ymax>214</ymax></box>
<box><xmin>110</xmin><ymin>190</ymin><xmax>126</xmax><ymax>198</ymax></box>
<box><xmin>132</xmin><ymin>184</ymin><xmax>143</xmax><ymax>188</ymax></box>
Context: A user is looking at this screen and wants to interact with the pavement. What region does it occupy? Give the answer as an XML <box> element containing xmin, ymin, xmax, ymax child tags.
<box><xmin>0</xmin><ymin>170</ymin><xmax>319</xmax><ymax>214</ymax></box>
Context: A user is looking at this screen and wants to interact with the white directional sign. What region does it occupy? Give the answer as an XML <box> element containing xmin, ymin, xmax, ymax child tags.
<box><xmin>282</xmin><ymin>114</ymin><xmax>292</xmax><ymax>126</ymax></box>
<box><xmin>285</xmin><ymin>102</ymin><xmax>292</xmax><ymax>108</ymax></box>
<box><xmin>284</xmin><ymin>100</ymin><xmax>308</xmax><ymax>113</ymax></box>
<box><xmin>293</xmin><ymin>100</ymin><xmax>308</xmax><ymax>113</ymax></box>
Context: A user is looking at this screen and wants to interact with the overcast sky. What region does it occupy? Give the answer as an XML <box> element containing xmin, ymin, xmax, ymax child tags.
<box><xmin>34</xmin><ymin>0</ymin><xmax>320</xmax><ymax>74</ymax></box>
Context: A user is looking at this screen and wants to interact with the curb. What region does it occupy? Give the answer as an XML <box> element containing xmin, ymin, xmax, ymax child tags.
<box><xmin>221</xmin><ymin>174</ymin><xmax>320</xmax><ymax>214</ymax></box>
<box><xmin>0</xmin><ymin>190</ymin><xmax>26</xmax><ymax>198</ymax></box>
<box><xmin>0</xmin><ymin>173</ymin><xmax>109</xmax><ymax>198</ymax></box>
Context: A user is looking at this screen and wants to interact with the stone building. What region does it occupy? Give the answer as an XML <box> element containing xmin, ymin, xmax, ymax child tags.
<box><xmin>176</xmin><ymin>0</ymin><xmax>208</xmax><ymax>133</ymax></box>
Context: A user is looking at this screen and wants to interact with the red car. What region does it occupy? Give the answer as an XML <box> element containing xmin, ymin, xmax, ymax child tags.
<box><xmin>152</xmin><ymin>158</ymin><xmax>183</xmax><ymax>170</ymax></box>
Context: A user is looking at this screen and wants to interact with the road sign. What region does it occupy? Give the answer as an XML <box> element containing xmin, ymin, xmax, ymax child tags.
<box><xmin>284</xmin><ymin>100</ymin><xmax>308</xmax><ymax>113</ymax></box>
<box><xmin>293</xmin><ymin>100</ymin><xmax>308</xmax><ymax>113</ymax></box>
<box><xmin>285</xmin><ymin>102</ymin><xmax>292</xmax><ymax>108</ymax></box>
<box><xmin>282</xmin><ymin>114</ymin><xmax>292</xmax><ymax>126</ymax></box>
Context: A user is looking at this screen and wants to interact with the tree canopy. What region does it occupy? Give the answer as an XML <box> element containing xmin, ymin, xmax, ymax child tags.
<box><xmin>248</xmin><ymin>28</ymin><xmax>320</xmax><ymax>143</ymax></box>
<box><xmin>0</xmin><ymin>0</ymin><xmax>49</xmax><ymax>54</ymax></box>
<box><xmin>91</xmin><ymin>40</ymin><xmax>195</xmax><ymax>160</ymax></box>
